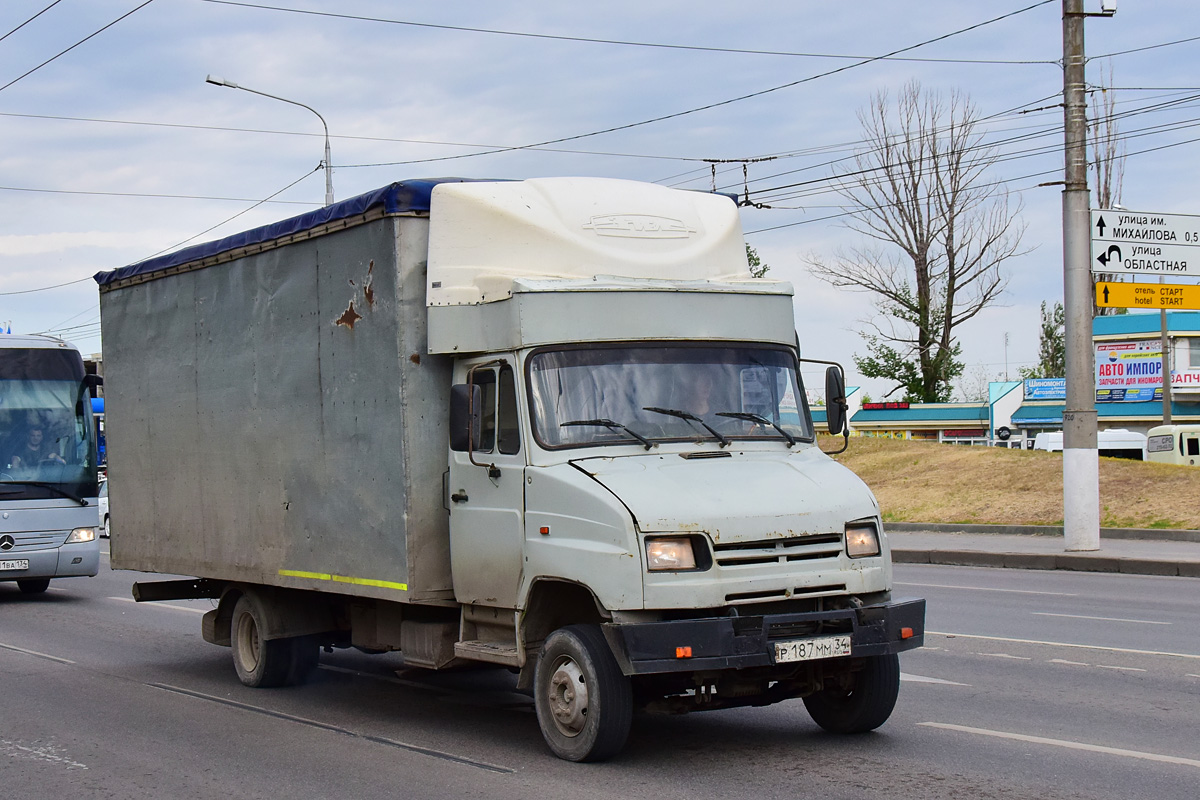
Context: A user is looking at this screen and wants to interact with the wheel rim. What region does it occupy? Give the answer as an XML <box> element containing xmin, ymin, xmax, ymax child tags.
<box><xmin>546</xmin><ymin>655</ymin><xmax>589</xmax><ymax>737</ymax></box>
<box><xmin>235</xmin><ymin>610</ymin><xmax>261</xmax><ymax>673</ymax></box>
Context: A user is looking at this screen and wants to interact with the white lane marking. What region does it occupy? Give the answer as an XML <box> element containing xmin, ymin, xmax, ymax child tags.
<box><xmin>1050</xmin><ymin>659</ymin><xmax>1089</xmax><ymax>666</ymax></box>
<box><xmin>107</xmin><ymin>596</ymin><xmax>207</xmax><ymax>614</ymax></box>
<box><xmin>1188</xmin><ymin>674</ymin><xmax>1200</xmax><ymax>679</ymax></box>
<box><xmin>900</xmin><ymin>672</ymin><xmax>970</xmax><ymax>686</ymax></box>
<box><xmin>1097</xmin><ymin>665</ymin><xmax>1147</xmax><ymax>673</ymax></box>
<box><xmin>0</xmin><ymin>641</ymin><xmax>75</xmax><ymax>664</ymax></box>
<box><xmin>1033</xmin><ymin>612</ymin><xmax>1170</xmax><ymax>625</ymax></box>
<box><xmin>930</xmin><ymin>631</ymin><xmax>1200</xmax><ymax>661</ymax></box>
<box><xmin>919</xmin><ymin>722</ymin><xmax>1200</xmax><ymax>769</ymax></box>
<box><xmin>979</xmin><ymin>653</ymin><xmax>1031</xmax><ymax>660</ymax></box>
<box><xmin>0</xmin><ymin>739</ymin><xmax>88</xmax><ymax>770</ymax></box>
<box><xmin>895</xmin><ymin>581</ymin><xmax>1076</xmax><ymax>597</ymax></box>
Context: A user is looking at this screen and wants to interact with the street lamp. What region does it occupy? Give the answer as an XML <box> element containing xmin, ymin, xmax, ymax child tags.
<box><xmin>205</xmin><ymin>74</ymin><xmax>334</xmax><ymax>207</ymax></box>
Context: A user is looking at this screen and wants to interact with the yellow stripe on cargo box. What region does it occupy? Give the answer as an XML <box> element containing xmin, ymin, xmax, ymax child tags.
<box><xmin>278</xmin><ymin>569</ymin><xmax>407</xmax><ymax>591</ymax></box>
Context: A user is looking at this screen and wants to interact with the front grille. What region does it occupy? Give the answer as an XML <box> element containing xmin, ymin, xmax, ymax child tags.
<box><xmin>713</xmin><ymin>534</ymin><xmax>842</xmax><ymax>567</ymax></box>
<box><xmin>0</xmin><ymin>532</ymin><xmax>66</xmax><ymax>552</ymax></box>
<box><xmin>725</xmin><ymin>583</ymin><xmax>847</xmax><ymax>604</ymax></box>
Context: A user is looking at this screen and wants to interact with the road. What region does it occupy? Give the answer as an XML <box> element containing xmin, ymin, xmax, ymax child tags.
<box><xmin>2</xmin><ymin>552</ymin><xmax>1197</xmax><ymax>800</ymax></box>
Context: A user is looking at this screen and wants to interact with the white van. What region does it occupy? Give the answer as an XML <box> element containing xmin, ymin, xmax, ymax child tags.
<box><xmin>1033</xmin><ymin>429</ymin><xmax>1148</xmax><ymax>460</ymax></box>
<box><xmin>1146</xmin><ymin>425</ymin><xmax>1200</xmax><ymax>466</ymax></box>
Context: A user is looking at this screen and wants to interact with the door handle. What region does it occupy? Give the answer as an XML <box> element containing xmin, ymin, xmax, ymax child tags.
<box><xmin>451</xmin><ymin>491</ymin><xmax>469</xmax><ymax>504</ymax></box>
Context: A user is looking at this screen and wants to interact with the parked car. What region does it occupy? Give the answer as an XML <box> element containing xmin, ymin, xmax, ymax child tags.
<box><xmin>98</xmin><ymin>480</ymin><xmax>110</xmax><ymax>538</ymax></box>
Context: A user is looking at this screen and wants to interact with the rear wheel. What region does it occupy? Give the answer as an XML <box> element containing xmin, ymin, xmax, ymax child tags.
<box><xmin>534</xmin><ymin>625</ymin><xmax>632</xmax><ymax>762</ymax></box>
<box><xmin>803</xmin><ymin>654</ymin><xmax>900</xmax><ymax>733</ymax></box>
<box><xmin>102</xmin><ymin>514</ymin><xmax>110</xmax><ymax>538</ymax></box>
<box><xmin>18</xmin><ymin>579</ymin><xmax>51</xmax><ymax>594</ymax></box>
<box><xmin>230</xmin><ymin>594</ymin><xmax>299</xmax><ymax>688</ymax></box>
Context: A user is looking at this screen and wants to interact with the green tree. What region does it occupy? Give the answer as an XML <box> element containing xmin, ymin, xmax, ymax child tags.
<box><xmin>807</xmin><ymin>81</ymin><xmax>1025</xmax><ymax>402</ymax></box>
<box><xmin>746</xmin><ymin>244</ymin><xmax>769</xmax><ymax>278</ymax></box>
<box><xmin>1018</xmin><ymin>301</ymin><xmax>1065</xmax><ymax>379</ymax></box>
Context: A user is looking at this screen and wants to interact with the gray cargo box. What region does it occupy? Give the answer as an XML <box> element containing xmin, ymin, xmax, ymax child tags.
<box><xmin>99</xmin><ymin>198</ymin><xmax>454</xmax><ymax>604</ymax></box>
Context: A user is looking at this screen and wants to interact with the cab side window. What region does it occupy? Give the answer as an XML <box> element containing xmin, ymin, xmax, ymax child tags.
<box><xmin>469</xmin><ymin>364</ymin><xmax>521</xmax><ymax>455</ymax></box>
<box><xmin>470</xmin><ymin>369</ymin><xmax>497</xmax><ymax>452</ymax></box>
<box><xmin>497</xmin><ymin>365</ymin><xmax>520</xmax><ymax>455</ymax></box>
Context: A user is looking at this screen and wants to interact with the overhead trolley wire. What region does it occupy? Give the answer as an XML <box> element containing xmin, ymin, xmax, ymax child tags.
<box><xmin>331</xmin><ymin>0</ymin><xmax>1058</xmax><ymax>169</ymax></box>
<box><xmin>0</xmin><ymin>0</ymin><xmax>66</xmax><ymax>43</ymax></box>
<box><xmin>0</xmin><ymin>0</ymin><xmax>158</xmax><ymax>94</ymax></box>
<box><xmin>200</xmin><ymin>0</ymin><xmax>1057</xmax><ymax>66</ymax></box>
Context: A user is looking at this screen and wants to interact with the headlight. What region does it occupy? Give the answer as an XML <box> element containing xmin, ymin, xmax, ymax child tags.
<box><xmin>845</xmin><ymin>522</ymin><xmax>881</xmax><ymax>558</ymax></box>
<box><xmin>66</xmin><ymin>527</ymin><xmax>97</xmax><ymax>543</ymax></box>
<box><xmin>645</xmin><ymin>537</ymin><xmax>697</xmax><ymax>571</ymax></box>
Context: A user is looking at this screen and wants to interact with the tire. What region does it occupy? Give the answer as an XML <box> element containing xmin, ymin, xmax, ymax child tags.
<box><xmin>230</xmin><ymin>594</ymin><xmax>294</xmax><ymax>688</ymax></box>
<box><xmin>803</xmin><ymin>653</ymin><xmax>901</xmax><ymax>734</ymax></box>
<box><xmin>102</xmin><ymin>515</ymin><xmax>110</xmax><ymax>539</ymax></box>
<box><xmin>18</xmin><ymin>579</ymin><xmax>51</xmax><ymax>594</ymax></box>
<box><xmin>534</xmin><ymin>625</ymin><xmax>633</xmax><ymax>762</ymax></box>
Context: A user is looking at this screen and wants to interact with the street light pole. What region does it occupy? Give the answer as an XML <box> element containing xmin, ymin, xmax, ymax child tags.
<box><xmin>206</xmin><ymin>75</ymin><xmax>334</xmax><ymax>207</ymax></box>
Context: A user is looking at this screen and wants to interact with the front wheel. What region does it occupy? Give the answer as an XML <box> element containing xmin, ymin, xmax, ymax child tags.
<box><xmin>803</xmin><ymin>654</ymin><xmax>900</xmax><ymax>734</ymax></box>
<box><xmin>534</xmin><ymin>625</ymin><xmax>633</xmax><ymax>762</ymax></box>
<box><xmin>18</xmin><ymin>579</ymin><xmax>51</xmax><ymax>594</ymax></box>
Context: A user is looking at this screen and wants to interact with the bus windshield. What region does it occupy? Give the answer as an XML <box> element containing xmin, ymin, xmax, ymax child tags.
<box><xmin>0</xmin><ymin>347</ymin><xmax>99</xmax><ymax>500</ymax></box>
<box><xmin>527</xmin><ymin>344</ymin><xmax>812</xmax><ymax>450</ymax></box>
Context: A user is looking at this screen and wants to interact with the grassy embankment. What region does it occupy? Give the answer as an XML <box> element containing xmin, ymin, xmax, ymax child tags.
<box><xmin>827</xmin><ymin>436</ymin><xmax>1200</xmax><ymax>530</ymax></box>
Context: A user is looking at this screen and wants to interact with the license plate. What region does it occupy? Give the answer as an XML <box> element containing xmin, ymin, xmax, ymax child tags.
<box><xmin>774</xmin><ymin>634</ymin><xmax>852</xmax><ymax>663</ymax></box>
<box><xmin>0</xmin><ymin>559</ymin><xmax>30</xmax><ymax>571</ymax></box>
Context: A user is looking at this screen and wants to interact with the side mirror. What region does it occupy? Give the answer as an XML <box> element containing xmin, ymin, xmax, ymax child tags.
<box><xmin>825</xmin><ymin>366</ymin><xmax>847</xmax><ymax>436</ymax></box>
<box><xmin>449</xmin><ymin>384</ymin><xmax>482</xmax><ymax>453</ymax></box>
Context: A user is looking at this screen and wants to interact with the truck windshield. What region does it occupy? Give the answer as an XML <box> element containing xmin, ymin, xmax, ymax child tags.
<box><xmin>528</xmin><ymin>344</ymin><xmax>811</xmax><ymax>449</ymax></box>
<box><xmin>0</xmin><ymin>348</ymin><xmax>99</xmax><ymax>499</ymax></box>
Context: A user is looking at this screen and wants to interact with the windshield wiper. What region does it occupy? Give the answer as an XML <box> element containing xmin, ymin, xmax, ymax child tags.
<box><xmin>643</xmin><ymin>407</ymin><xmax>730</xmax><ymax>448</ymax></box>
<box><xmin>0</xmin><ymin>480</ymin><xmax>89</xmax><ymax>506</ymax></box>
<box><xmin>716</xmin><ymin>411</ymin><xmax>796</xmax><ymax>447</ymax></box>
<box><xmin>561</xmin><ymin>419</ymin><xmax>656</xmax><ymax>450</ymax></box>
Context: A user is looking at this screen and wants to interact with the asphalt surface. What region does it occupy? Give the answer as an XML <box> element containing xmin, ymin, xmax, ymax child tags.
<box><xmin>2</xmin><ymin>550</ymin><xmax>1198</xmax><ymax>799</ymax></box>
<box><xmin>886</xmin><ymin>524</ymin><xmax>1200</xmax><ymax>577</ymax></box>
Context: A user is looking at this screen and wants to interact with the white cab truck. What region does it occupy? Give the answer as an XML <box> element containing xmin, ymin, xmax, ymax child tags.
<box><xmin>96</xmin><ymin>177</ymin><xmax>924</xmax><ymax>761</ymax></box>
<box><xmin>0</xmin><ymin>334</ymin><xmax>102</xmax><ymax>594</ymax></box>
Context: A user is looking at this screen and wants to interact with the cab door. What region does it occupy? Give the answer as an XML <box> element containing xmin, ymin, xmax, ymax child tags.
<box><xmin>447</xmin><ymin>359</ymin><xmax>526</xmax><ymax>607</ymax></box>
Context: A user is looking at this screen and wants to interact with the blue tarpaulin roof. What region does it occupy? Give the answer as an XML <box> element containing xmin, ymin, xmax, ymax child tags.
<box><xmin>94</xmin><ymin>178</ymin><xmax>485</xmax><ymax>288</ymax></box>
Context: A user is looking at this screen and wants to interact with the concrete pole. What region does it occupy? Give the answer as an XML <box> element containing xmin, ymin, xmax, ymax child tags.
<box><xmin>1062</xmin><ymin>0</ymin><xmax>1100</xmax><ymax>551</ymax></box>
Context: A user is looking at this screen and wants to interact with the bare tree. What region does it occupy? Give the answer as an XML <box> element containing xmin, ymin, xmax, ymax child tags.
<box><xmin>1090</xmin><ymin>62</ymin><xmax>1126</xmax><ymax>317</ymax></box>
<box><xmin>807</xmin><ymin>80</ymin><xmax>1026</xmax><ymax>402</ymax></box>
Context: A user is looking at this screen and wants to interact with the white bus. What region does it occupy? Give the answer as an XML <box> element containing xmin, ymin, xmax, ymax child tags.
<box><xmin>0</xmin><ymin>335</ymin><xmax>102</xmax><ymax>594</ymax></box>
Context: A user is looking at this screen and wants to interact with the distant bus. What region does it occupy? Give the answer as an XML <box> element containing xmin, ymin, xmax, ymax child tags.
<box><xmin>1146</xmin><ymin>424</ymin><xmax>1200</xmax><ymax>467</ymax></box>
<box><xmin>0</xmin><ymin>335</ymin><xmax>102</xmax><ymax>594</ymax></box>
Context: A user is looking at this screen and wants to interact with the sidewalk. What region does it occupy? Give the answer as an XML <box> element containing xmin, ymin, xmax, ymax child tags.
<box><xmin>885</xmin><ymin>523</ymin><xmax>1200</xmax><ymax>578</ymax></box>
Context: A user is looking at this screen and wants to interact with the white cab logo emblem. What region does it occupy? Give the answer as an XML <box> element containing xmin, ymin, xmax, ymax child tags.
<box><xmin>582</xmin><ymin>214</ymin><xmax>696</xmax><ymax>239</ymax></box>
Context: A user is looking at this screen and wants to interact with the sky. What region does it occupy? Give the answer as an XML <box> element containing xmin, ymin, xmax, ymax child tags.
<box><xmin>3</xmin><ymin>0</ymin><xmax>1200</xmax><ymax>399</ymax></box>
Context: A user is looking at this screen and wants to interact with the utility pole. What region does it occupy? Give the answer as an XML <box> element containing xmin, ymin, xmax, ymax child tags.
<box><xmin>1061</xmin><ymin>0</ymin><xmax>1100</xmax><ymax>551</ymax></box>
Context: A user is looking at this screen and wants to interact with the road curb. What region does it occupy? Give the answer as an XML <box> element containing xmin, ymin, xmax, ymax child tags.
<box><xmin>885</xmin><ymin>522</ymin><xmax>1200</xmax><ymax>543</ymax></box>
<box><xmin>892</xmin><ymin>548</ymin><xmax>1198</xmax><ymax>578</ymax></box>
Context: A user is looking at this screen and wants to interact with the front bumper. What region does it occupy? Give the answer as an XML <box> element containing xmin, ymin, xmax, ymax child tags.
<box><xmin>603</xmin><ymin>597</ymin><xmax>925</xmax><ymax>675</ymax></box>
<box><xmin>0</xmin><ymin>540</ymin><xmax>100</xmax><ymax>581</ymax></box>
